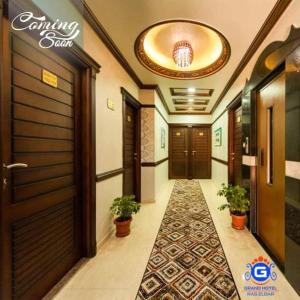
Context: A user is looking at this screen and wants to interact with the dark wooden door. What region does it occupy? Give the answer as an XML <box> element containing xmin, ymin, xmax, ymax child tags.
<box><xmin>0</xmin><ymin>29</ymin><xmax>82</xmax><ymax>300</ymax></box>
<box><xmin>191</xmin><ymin>127</ymin><xmax>211</xmax><ymax>179</ymax></box>
<box><xmin>233</xmin><ymin>106</ymin><xmax>243</xmax><ymax>185</ymax></box>
<box><xmin>123</xmin><ymin>102</ymin><xmax>138</xmax><ymax>197</ymax></box>
<box><xmin>169</xmin><ymin>127</ymin><xmax>189</xmax><ymax>178</ymax></box>
<box><xmin>169</xmin><ymin>126</ymin><xmax>211</xmax><ymax>179</ymax></box>
<box><xmin>257</xmin><ymin>72</ymin><xmax>285</xmax><ymax>265</ymax></box>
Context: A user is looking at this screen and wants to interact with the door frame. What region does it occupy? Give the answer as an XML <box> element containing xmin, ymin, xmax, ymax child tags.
<box><xmin>0</xmin><ymin>0</ymin><xmax>100</xmax><ymax>272</ymax></box>
<box><xmin>228</xmin><ymin>94</ymin><xmax>242</xmax><ymax>185</ymax></box>
<box><xmin>121</xmin><ymin>87</ymin><xmax>141</xmax><ymax>202</ymax></box>
<box><xmin>168</xmin><ymin>123</ymin><xmax>211</xmax><ymax>179</ymax></box>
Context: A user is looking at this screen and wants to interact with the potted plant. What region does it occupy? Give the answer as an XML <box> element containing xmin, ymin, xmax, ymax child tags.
<box><xmin>217</xmin><ymin>184</ymin><xmax>250</xmax><ymax>230</ymax></box>
<box><xmin>110</xmin><ymin>195</ymin><xmax>140</xmax><ymax>237</ymax></box>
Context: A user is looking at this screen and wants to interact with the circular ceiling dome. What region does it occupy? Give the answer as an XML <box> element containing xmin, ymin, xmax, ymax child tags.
<box><xmin>135</xmin><ymin>20</ymin><xmax>231</xmax><ymax>79</ymax></box>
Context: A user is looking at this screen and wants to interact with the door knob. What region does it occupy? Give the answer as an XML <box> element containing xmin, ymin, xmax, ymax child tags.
<box><xmin>192</xmin><ymin>150</ymin><xmax>196</xmax><ymax>156</ymax></box>
<box><xmin>183</xmin><ymin>150</ymin><xmax>188</xmax><ymax>156</ymax></box>
<box><xmin>3</xmin><ymin>163</ymin><xmax>28</xmax><ymax>169</ymax></box>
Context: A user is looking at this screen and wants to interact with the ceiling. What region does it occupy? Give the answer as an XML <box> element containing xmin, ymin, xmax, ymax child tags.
<box><xmin>85</xmin><ymin>0</ymin><xmax>278</xmax><ymax>114</ymax></box>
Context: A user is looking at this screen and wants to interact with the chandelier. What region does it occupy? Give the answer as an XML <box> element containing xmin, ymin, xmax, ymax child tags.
<box><xmin>173</xmin><ymin>40</ymin><xmax>193</xmax><ymax>68</ymax></box>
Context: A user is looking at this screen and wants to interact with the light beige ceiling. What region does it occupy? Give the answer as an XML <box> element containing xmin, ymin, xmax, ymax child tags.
<box><xmin>140</xmin><ymin>21</ymin><xmax>224</xmax><ymax>71</ymax></box>
<box><xmin>86</xmin><ymin>0</ymin><xmax>278</xmax><ymax>114</ymax></box>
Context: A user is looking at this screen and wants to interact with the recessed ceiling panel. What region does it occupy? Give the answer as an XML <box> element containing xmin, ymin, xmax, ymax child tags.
<box><xmin>175</xmin><ymin>106</ymin><xmax>206</xmax><ymax>112</ymax></box>
<box><xmin>173</xmin><ymin>99</ymin><xmax>210</xmax><ymax>105</ymax></box>
<box><xmin>135</xmin><ymin>20</ymin><xmax>231</xmax><ymax>79</ymax></box>
<box><xmin>170</xmin><ymin>87</ymin><xmax>214</xmax><ymax>97</ymax></box>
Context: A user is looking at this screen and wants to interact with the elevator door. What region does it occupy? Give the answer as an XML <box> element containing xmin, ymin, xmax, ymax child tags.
<box><xmin>257</xmin><ymin>72</ymin><xmax>285</xmax><ymax>265</ymax></box>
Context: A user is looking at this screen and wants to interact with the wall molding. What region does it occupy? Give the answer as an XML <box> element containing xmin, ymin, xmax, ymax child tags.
<box><xmin>77</xmin><ymin>0</ymin><xmax>143</xmax><ymax>87</ymax></box>
<box><xmin>141</xmin><ymin>104</ymin><xmax>169</xmax><ymax>125</ymax></box>
<box><xmin>211</xmin><ymin>0</ymin><xmax>293</xmax><ymax>113</ymax></box>
<box><xmin>211</xmin><ymin>157</ymin><xmax>228</xmax><ymax>166</ymax></box>
<box><xmin>96</xmin><ymin>168</ymin><xmax>124</xmax><ymax>182</ymax></box>
<box><xmin>141</xmin><ymin>157</ymin><xmax>169</xmax><ymax>167</ymax></box>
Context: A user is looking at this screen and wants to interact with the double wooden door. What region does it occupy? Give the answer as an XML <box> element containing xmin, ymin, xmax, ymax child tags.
<box><xmin>257</xmin><ymin>72</ymin><xmax>285</xmax><ymax>265</ymax></box>
<box><xmin>169</xmin><ymin>126</ymin><xmax>211</xmax><ymax>179</ymax></box>
<box><xmin>0</xmin><ymin>27</ymin><xmax>83</xmax><ymax>299</ymax></box>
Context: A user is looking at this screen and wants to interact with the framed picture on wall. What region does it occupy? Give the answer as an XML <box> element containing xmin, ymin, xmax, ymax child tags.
<box><xmin>161</xmin><ymin>128</ymin><xmax>166</xmax><ymax>149</ymax></box>
<box><xmin>214</xmin><ymin>128</ymin><xmax>222</xmax><ymax>146</ymax></box>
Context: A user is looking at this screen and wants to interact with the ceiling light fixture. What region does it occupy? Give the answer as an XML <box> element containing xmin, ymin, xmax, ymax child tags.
<box><xmin>188</xmin><ymin>99</ymin><xmax>194</xmax><ymax>102</ymax></box>
<box><xmin>187</xmin><ymin>87</ymin><xmax>196</xmax><ymax>93</ymax></box>
<box><xmin>173</xmin><ymin>40</ymin><xmax>193</xmax><ymax>68</ymax></box>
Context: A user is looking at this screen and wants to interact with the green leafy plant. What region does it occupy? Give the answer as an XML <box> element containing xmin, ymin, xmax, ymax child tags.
<box><xmin>110</xmin><ymin>195</ymin><xmax>140</xmax><ymax>221</ymax></box>
<box><xmin>217</xmin><ymin>184</ymin><xmax>250</xmax><ymax>216</ymax></box>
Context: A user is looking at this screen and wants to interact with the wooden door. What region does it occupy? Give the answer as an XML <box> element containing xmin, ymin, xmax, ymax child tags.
<box><xmin>169</xmin><ymin>127</ymin><xmax>189</xmax><ymax>178</ymax></box>
<box><xmin>191</xmin><ymin>127</ymin><xmax>211</xmax><ymax>179</ymax></box>
<box><xmin>123</xmin><ymin>102</ymin><xmax>138</xmax><ymax>197</ymax></box>
<box><xmin>0</xmin><ymin>30</ymin><xmax>82</xmax><ymax>300</ymax></box>
<box><xmin>233</xmin><ymin>106</ymin><xmax>243</xmax><ymax>185</ymax></box>
<box><xmin>257</xmin><ymin>72</ymin><xmax>285</xmax><ymax>265</ymax></box>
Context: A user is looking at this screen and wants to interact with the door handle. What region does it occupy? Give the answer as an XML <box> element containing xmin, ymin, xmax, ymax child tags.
<box><xmin>183</xmin><ymin>150</ymin><xmax>188</xmax><ymax>156</ymax></box>
<box><xmin>192</xmin><ymin>150</ymin><xmax>196</xmax><ymax>156</ymax></box>
<box><xmin>3</xmin><ymin>163</ymin><xmax>28</xmax><ymax>169</ymax></box>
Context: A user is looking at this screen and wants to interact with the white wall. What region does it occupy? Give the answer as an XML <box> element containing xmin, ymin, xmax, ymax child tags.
<box><xmin>83</xmin><ymin>21</ymin><xmax>139</xmax><ymax>245</ymax></box>
<box><xmin>211</xmin><ymin>112</ymin><xmax>229</xmax><ymax>188</ymax></box>
<box><xmin>169</xmin><ymin>114</ymin><xmax>212</xmax><ymax>124</ymax></box>
<box><xmin>154</xmin><ymin>91</ymin><xmax>169</xmax><ymax>200</ymax></box>
<box><xmin>213</xmin><ymin>1</ymin><xmax>300</xmax><ymax>120</ymax></box>
<box><xmin>212</xmin><ymin>112</ymin><xmax>228</xmax><ymax>162</ymax></box>
<box><xmin>140</xmin><ymin>90</ymin><xmax>170</xmax><ymax>202</ymax></box>
<box><xmin>155</xmin><ymin>111</ymin><xmax>168</xmax><ymax>162</ymax></box>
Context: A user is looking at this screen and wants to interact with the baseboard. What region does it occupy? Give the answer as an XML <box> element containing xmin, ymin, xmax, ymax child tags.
<box><xmin>141</xmin><ymin>199</ymin><xmax>155</xmax><ymax>203</ymax></box>
<box><xmin>97</xmin><ymin>227</ymin><xmax>114</xmax><ymax>250</ymax></box>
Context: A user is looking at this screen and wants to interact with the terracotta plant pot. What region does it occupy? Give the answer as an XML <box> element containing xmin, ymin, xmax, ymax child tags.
<box><xmin>231</xmin><ymin>214</ymin><xmax>246</xmax><ymax>230</ymax></box>
<box><xmin>114</xmin><ymin>217</ymin><xmax>132</xmax><ymax>237</ymax></box>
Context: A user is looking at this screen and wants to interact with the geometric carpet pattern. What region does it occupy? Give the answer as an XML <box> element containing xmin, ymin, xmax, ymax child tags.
<box><xmin>136</xmin><ymin>180</ymin><xmax>240</xmax><ymax>300</ymax></box>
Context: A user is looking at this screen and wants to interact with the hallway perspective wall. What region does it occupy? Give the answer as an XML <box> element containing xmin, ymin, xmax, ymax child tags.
<box><xmin>211</xmin><ymin>112</ymin><xmax>228</xmax><ymax>189</ymax></box>
<box><xmin>140</xmin><ymin>90</ymin><xmax>169</xmax><ymax>202</ymax></box>
<box><xmin>154</xmin><ymin>94</ymin><xmax>169</xmax><ymax>198</ymax></box>
<box><xmin>211</xmin><ymin>0</ymin><xmax>300</xmax><ymax>187</ymax></box>
<box><xmin>210</xmin><ymin>2</ymin><xmax>300</xmax><ymax>294</ymax></box>
<box><xmin>83</xmin><ymin>21</ymin><xmax>139</xmax><ymax>245</ymax></box>
<box><xmin>212</xmin><ymin>1</ymin><xmax>300</xmax><ymax>118</ymax></box>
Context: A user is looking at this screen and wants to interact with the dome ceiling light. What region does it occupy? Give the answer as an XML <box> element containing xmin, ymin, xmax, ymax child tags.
<box><xmin>173</xmin><ymin>40</ymin><xmax>193</xmax><ymax>68</ymax></box>
<box><xmin>135</xmin><ymin>20</ymin><xmax>231</xmax><ymax>80</ymax></box>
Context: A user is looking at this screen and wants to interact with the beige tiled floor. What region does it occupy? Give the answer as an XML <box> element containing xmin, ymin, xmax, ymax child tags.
<box><xmin>47</xmin><ymin>180</ymin><xmax>299</xmax><ymax>300</ymax></box>
<box><xmin>200</xmin><ymin>180</ymin><xmax>299</xmax><ymax>300</ymax></box>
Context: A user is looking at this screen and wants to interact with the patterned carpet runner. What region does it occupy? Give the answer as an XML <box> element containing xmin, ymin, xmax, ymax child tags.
<box><xmin>136</xmin><ymin>180</ymin><xmax>239</xmax><ymax>300</ymax></box>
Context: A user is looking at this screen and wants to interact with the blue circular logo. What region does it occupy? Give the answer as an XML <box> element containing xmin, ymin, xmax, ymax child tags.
<box><xmin>251</xmin><ymin>262</ymin><xmax>270</xmax><ymax>282</ymax></box>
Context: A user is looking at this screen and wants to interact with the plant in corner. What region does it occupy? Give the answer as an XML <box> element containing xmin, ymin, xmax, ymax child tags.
<box><xmin>217</xmin><ymin>183</ymin><xmax>250</xmax><ymax>230</ymax></box>
<box><xmin>110</xmin><ymin>195</ymin><xmax>140</xmax><ymax>237</ymax></box>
